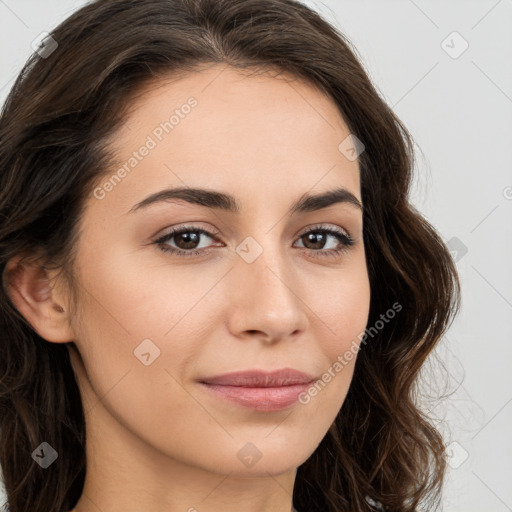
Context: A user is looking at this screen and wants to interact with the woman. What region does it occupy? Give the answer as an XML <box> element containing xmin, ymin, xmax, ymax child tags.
<box><xmin>0</xmin><ymin>0</ymin><xmax>461</xmax><ymax>511</ymax></box>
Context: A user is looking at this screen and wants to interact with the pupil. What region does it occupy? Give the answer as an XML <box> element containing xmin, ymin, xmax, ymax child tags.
<box><xmin>177</xmin><ymin>232</ymin><xmax>199</xmax><ymax>249</ymax></box>
<box><xmin>306</xmin><ymin>232</ymin><xmax>325</xmax><ymax>249</ymax></box>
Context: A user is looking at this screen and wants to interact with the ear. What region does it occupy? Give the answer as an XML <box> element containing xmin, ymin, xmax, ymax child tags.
<box><xmin>3</xmin><ymin>253</ymin><xmax>76</xmax><ymax>343</ymax></box>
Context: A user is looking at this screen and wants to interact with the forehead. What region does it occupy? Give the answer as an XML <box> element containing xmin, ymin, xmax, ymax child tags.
<box><xmin>91</xmin><ymin>65</ymin><xmax>361</xmax><ymax>214</ymax></box>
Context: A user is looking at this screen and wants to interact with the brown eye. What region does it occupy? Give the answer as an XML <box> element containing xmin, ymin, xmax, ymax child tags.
<box><xmin>154</xmin><ymin>226</ymin><xmax>218</xmax><ymax>257</ymax></box>
<box><xmin>294</xmin><ymin>226</ymin><xmax>354</xmax><ymax>258</ymax></box>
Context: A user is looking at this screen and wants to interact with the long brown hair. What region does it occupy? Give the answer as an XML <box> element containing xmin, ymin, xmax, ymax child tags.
<box><xmin>0</xmin><ymin>1</ymin><xmax>461</xmax><ymax>511</ymax></box>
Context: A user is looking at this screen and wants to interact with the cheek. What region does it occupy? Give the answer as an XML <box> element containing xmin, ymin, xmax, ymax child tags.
<box><xmin>305</xmin><ymin>262</ymin><xmax>371</xmax><ymax>353</ymax></box>
<box><xmin>309</xmin><ymin>272</ymin><xmax>370</xmax><ymax>401</ymax></box>
<box><xmin>74</xmin><ymin>239</ymin><xmax>219</xmax><ymax>339</ymax></box>
<box><xmin>70</xmin><ymin>242</ymin><xmax>228</xmax><ymax>409</ymax></box>
<box><xmin>68</xmin><ymin>261</ymin><xmax>218</xmax><ymax>459</ymax></box>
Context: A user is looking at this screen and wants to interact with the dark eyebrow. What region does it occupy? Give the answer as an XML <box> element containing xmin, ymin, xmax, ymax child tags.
<box><xmin>128</xmin><ymin>186</ymin><xmax>363</xmax><ymax>215</ymax></box>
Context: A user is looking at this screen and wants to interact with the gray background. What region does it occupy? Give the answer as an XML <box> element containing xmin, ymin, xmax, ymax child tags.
<box><xmin>1</xmin><ymin>0</ymin><xmax>511</xmax><ymax>510</ymax></box>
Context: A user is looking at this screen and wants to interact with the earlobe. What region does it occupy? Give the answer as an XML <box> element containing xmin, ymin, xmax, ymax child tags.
<box><xmin>3</xmin><ymin>254</ymin><xmax>75</xmax><ymax>343</ymax></box>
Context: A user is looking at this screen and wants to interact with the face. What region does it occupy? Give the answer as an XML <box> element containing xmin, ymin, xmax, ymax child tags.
<box><xmin>48</xmin><ymin>65</ymin><xmax>371</xmax><ymax>478</ymax></box>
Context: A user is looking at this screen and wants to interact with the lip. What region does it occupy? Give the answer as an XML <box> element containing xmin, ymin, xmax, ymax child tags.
<box><xmin>198</xmin><ymin>368</ymin><xmax>316</xmax><ymax>411</ymax></box>
<box><xmin>199</xmin><ymin>368</ymin><xmax>316</xmax><ymax>387</ymax></box>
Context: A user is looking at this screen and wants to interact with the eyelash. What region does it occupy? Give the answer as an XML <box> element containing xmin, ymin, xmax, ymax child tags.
<box><xmin>154</xmin><ymin>223</ymin><xmax>355</xmax><ymax>260</ymax></box>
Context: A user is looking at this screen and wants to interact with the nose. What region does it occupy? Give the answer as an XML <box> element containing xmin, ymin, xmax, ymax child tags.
<box><xmin>226</xmin><ymin>244</ymin><xmax>310</xmax><ymax>344</ymax></box>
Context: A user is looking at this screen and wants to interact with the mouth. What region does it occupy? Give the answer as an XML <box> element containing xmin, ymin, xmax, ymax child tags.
<box><xmin>198</xmin><ymin>368</ymin><xmax>316</xmax><ymax>412</ymax></box>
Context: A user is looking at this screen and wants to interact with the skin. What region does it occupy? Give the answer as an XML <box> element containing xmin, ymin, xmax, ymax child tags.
<box><xmin>6</xmin><ymin>64</ymin><xmax>371</xmax><ymax>512</ymax></box>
